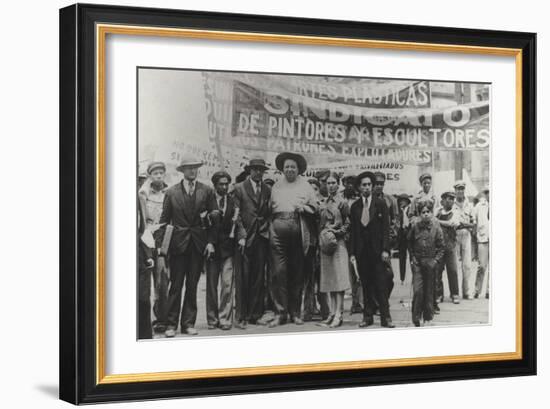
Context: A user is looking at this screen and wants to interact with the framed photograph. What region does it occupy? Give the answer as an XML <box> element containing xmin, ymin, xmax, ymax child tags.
<box><xmin>59</xmin><ymin>3</ymin><xmax>536</xmax><ymax>404</ymax></box>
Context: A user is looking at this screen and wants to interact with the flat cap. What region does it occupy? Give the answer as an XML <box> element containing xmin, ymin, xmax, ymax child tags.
<box><xmin>147</xmin><ymin>161</ymin><xmax>166</xmax><ymax>175</ymax></box>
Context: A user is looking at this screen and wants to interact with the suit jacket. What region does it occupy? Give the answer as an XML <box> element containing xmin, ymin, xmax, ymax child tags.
<box><xmin>155</xmin><ymin>180</ymin><xmax>217</xmax><ymax>255</ymax></box>
<box><xmin>349</xmin><ymin>195</ymin><xmax>390</xmax><ymax>258</ymax></box>
<box><xmin>211</xmin><ymin>194</ymin><xmax>246</xmax><ymax>260</ymax></box>
<box><xmin>232</xmin><ymin>178</ymin><xmax>271</xmax><ymax>247</ymax></box>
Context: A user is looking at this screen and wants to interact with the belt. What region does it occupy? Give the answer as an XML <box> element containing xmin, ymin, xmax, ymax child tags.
<box><xmin>272</xmin><ymin>211</ymin><xmax>299</xmax><ymax>220</ymax></box>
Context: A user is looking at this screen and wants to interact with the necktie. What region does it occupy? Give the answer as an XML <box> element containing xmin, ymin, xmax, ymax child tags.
<box><xmin>188</xmin><ymin>181</ymin><xmax>194</xmax><ymax>196</ymax></box>
<box><xmin>219</xmin><ymin>196</ymin><xmax>225</xmax><ymax>215</ymax></box>
<box><xmin>361</xmin><ymin>198</ymin><xmax>370</xmax><ymax>226</ymax></box>
<box><xmin>255</xmin><ymin>182</ymin><xmax>261</xmax><ymax>197</ymax></box>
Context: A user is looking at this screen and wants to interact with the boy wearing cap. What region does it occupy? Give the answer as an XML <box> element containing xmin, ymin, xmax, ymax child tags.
<box><xmin>138</xmin><ymin>161</ymin><xmax>169</xmax><ymax>333</ymax></box>
<box><xmin>407</xmin><ymin>200</ymin><xmax>445</xmax><ymax>327</ymax></box>
<box><xmin>436</xmin><ymin>192</ymin><xmax>461</xmax><ymax>305</ymax></box>
<box><xmin>409</xmin><ymin>173</ymin><xmax>438</xmax><ymax>219</ymax></box>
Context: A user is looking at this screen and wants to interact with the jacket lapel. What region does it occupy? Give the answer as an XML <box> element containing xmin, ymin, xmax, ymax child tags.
<box><xmin>244</xmin><ymin>178</ymin><xmax>259</xmax><ymax>205</ymax></box>
<box><xmin>369</xmin><ymin>196</ymin><xmax>376</xmax><ymax>222</ymax></box>
<box><xmin>224</xmin><ymin>197</ymin><xmax>234</xmax><ymax>225</ymax></box>
<box><xmin>173</xmin><ymin>182</ymin><xmax>191</xmax><ymax>223</ymax></box>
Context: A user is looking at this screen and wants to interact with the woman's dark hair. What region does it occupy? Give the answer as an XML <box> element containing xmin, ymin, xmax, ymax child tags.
<box><xmin>417</xmin><ymin>199</ymin><xmax>434</xmax><ymax>213</ymax></box>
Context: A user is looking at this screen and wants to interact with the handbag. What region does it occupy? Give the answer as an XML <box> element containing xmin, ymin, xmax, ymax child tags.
<box><xmin>319</xmin><ymin>228</ymin><xmax>338</xmax><ymax>256</ymax></box>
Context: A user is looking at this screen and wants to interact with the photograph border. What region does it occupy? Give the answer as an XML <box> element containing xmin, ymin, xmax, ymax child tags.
<box><xmin>59</xmin><ymin>3</ymin><xmax>536</xmax><ymax>404</ymax></box>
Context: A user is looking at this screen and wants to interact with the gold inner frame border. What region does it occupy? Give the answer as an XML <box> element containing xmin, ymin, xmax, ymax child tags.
<box><xmin>95</xmin><ymin>23</ymin><xmax>523</xmax><ymax>385</ymax></box>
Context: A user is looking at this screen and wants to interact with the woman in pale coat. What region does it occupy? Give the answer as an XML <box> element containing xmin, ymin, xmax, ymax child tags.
<box><xmin>317</xmin><ymin>172</ymin><xmax>351</xmax><ymax>328</ymax></box>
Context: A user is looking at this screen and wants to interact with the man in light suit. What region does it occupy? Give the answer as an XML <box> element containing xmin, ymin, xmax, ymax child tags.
<box><xmin>232</xmin><ymin>158</ymin><xmax>272</xmax><ymax>328</ymax></box>
<box><xmin>349</xmin><ymin>171</ymin><xmax>394</xmax><ymax>328</ymax></box>
<box><xmin>155</xmin><ymin>153</ymin><xmax>217</xmax><ymax>337</ymax></box>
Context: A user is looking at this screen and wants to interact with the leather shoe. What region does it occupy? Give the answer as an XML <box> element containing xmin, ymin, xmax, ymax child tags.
<box><xmin>413</xmin><ymin>320</ymin><xmax>421</xmax><ymax>327</ymax></box>
<box><xmin>358</xmin><ymin>317</ymin><xmax>374</xmax><ymax>328</ymax></box>
<box><xmin>381</xmin><ymin>319</ymin><xmax>395</xmax><ymax>328</ymax></box>
<box><xmin>220</xmin><ymin>324</ymin><xmax>232</xmax><ymax>331</ymax></box>
<box><xmin>164</xmin><ymin>327</ymin><xmax>176</xmax><ymax>338</ymax></box>
<box><xmin>257</xmin><ymin>316</ymin><xmax>274</xmax><ymax>326</ymax></box>
<box><xmin>268</xmin><ymin>316</ymin><xmax>283</xmax><ymax>328</ymax></box>
<box><xmin>207</xmin><ymin>322</ymin><xmax>219</xmax><ymax>330</ymax></box>
<box><xmin>182</xmin><ymin>327</ymin><xmax>198</xmax><ymax>336</ymax></box>
<box><xmin>236</xmin><ymin>320</ymin><xmax>247</xmax><ymax>330</ymax></box>
<box><xmin>292</xmin><ymin>317</ymin><xmax>304</xmax><ymax>325</ymax></box>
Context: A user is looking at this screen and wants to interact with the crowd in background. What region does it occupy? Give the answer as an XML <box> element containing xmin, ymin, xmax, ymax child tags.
<box><xmin>137</xmin><ymin>151</ymin><xmax>490</xmax><ymax>338</ymax></box>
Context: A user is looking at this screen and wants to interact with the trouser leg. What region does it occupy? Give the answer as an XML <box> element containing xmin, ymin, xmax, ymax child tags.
<box><xmin>476</xmin><ymin>242</ymin><xmax>490</xmax><ymax>295</ymax></box>
<box><xmin>398</xmin><ymin>237</ymin><xmax>408</xmax><ymax>282</ymax></box>
<box><xmin>218</xmin><ymin>256</ymin><xmax>234</xmax><ymax>326</ymax></box>
<box><xmin>302</xmin><ymin>249</ymin><xmax>316</xmax><ymax>317</ymax></box>
<box><xmin>422</xmin><ymin>261</ymin><xmax>435</xmax><ymax>321</ymax></box>
<box><xmin>374</xmin><ymin>261</ymin><xmax>391</xmax><ymax>320</ymax></box>
<box><xmin>205</xmin><ymin>258</ymin><xmax>220</xmax><ymax>326</ymax></box>
<box><xmin>357</xmin><ymin>254</ymin><xmax>373</xmax><ymax>319</ymax></box>
<box><xmin>233</xmin><ymin>250</ymin><xmax>246</xmax><ymax>322</ymax></box>
<box><xmin>445</xmin><ymin>247</ymin><xmax>459</xmax><ymax>297</ymax></box>
<box><xmin>152</xmin><ymin>255</ymin><xmax>169</xmax><ymax>328</ymax></box>
<box><xmin>411</xmin><ymin>263</ymin><xmax>423</xmax><ymax>324</ymax></box>
<box><xmin>288</xmin><ymin>236</ymin><xmax>305</xmax><ymax>319</ymax></box>
<box><xmin>138</xmin><ymin>264</ymin><xmax>152</xmax><ymax>339</ymax></box>
<box><xmin>166</xmin><ymin>253</ymin><xmax>186</xmax><ymax>329</ymax></box>
<box><xmin>457</xmin><ymin>230</ymin><xmax>472</xmax><ymax>297</ymax></box>
<box><xmin>246</xmin><ymin>238</ymin><xmax>267</xmax><ymax>321</ymax></box>
<box><xmin>435</xmin><ymin>258</ymin><xmax>444</xmax><ymax>302</ymax></box>
<box><xmin>349</xmin><ymin>261</ymin><xmax>363</xmax><ymax>310</ymax></box>
<box><xmin>270</xmin><ymin>220</ymin><xmax>290</xmax><ymax>317</ymax></box>
<box><xmin>180</xmin><ymin>246</ymin><xmax>204</xmax><ymax>330</ymax></box>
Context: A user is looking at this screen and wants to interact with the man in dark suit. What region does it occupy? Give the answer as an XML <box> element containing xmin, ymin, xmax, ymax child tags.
<box><xmin>349</xmin><ymin>171</ymin><xmax>395</xmax><ymax>328</ymax></box>
<box><xmin>206</xmin><ymin>171</ymin><xmax>246</xmax><ymax>330</ymax></box>
<box><xmin>155</xmin><ymin>153</ymin><xmax>217</xmax><ymax>337</ymax></box>
<box><xmin>232</xmin><ymin>158</ymin><xmax>271</xmax><ymax>328</ymax></box>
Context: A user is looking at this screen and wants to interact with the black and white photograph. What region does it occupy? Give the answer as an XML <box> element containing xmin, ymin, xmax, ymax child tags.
<box><xmin>137</xmin><ymin>68</ymin><xmax>491</xmax><ymax>339</ymax></box>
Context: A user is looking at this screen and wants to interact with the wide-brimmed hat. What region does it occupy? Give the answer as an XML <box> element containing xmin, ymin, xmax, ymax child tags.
<box><xmin>419</xmin><ymin>173</ymin><xmax>432</xmax><ymax>184</ymax></box>
<box><xmin>275</xmin><ymin>152</ymin><xmax>307</xmax><ymax>175</ymax></box>
<box><xmin>396</xmin><ymin>193</ymin><xmax>412</xmax><ymax>205</ymax></box>
<box><xmin>211</xmin><ymin>170</ymin><xmax>232</xmax><ymax>185</ymax></box>
<box><xmin>244</xmin><ymin>158</ymin><xmax>269</xmax><ymax>172</ymax></box>
<box><xmin>355</xmin><ymin>171</ymin><xmax>376</xmax><ymax>188</ymax></box>
<box><xmin>147</xmin><ymin>161</ymin><xmax>166</xmax><ymax>175</ymax></box>
<box><xmin>176</xmin><ymin>153</ymin><xmax>203</xmax><ymax>172</ymax></box>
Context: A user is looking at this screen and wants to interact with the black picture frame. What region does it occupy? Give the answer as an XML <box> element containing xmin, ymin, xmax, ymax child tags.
<box><xmin>59</xmin><ymin>3</ymin><xmax>536</xmax><ymax>404</ymax></box>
